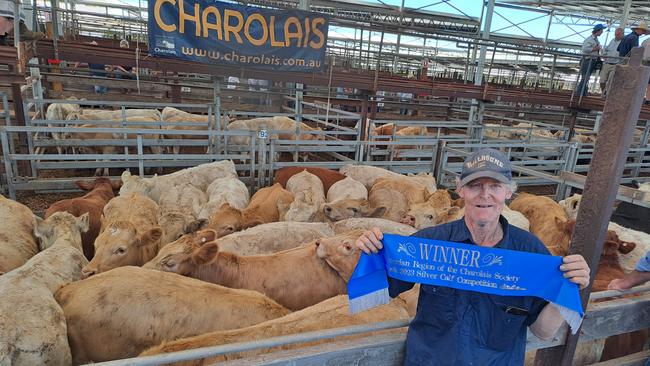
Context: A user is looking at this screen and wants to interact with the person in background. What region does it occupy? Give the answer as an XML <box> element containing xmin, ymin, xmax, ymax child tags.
<box><xmin>599</xmin><ymin>27</ymin><xmax>624</xmax><ymax>97</ymax></box>
<box><xmin>86</xmin><ymin>41</ymin><xmax>108</xmax><ymax>94</ymax></box>
<box><xmin>608</xmin><ymin>251</ymin><xmax>650</xmax><ymax>291</ymax></box>
<box><xmin>575</xmin><ymin>24</ymin><xmax>606</xmax><ymax>97</ymax></box>
<box><xmin>618</xmin><ymin>22</ymin><xmax>649</xmax><ymax>58</ymax></box>
<box><xmin>113</xmin><ymin>40</ymin><xmax>134</xmax><ymax>80</ymax></box>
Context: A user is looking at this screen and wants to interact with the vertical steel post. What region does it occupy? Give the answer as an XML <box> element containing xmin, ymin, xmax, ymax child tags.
<box><xmin>393</xmin><ymin>0</ymin><xmax>406</xmax><ymax>74</ymax></box>
<box><xmin>469</xmin><ymin>0</ymin><xmax>495</xmax><ymax>125</ymax></box>
<box><xmin>51</xmin><ymin>0</ymin><xmax>59</xmax><ymax>59</ymax></box>
<box><xmin>533</xmin><ymin>47</ymin><xmax>650</xmax><ymax>366</ymax></box>
<box><xmin>13</xmin><ymin>0</ymin><xmax>20</xmax><ymax>45</ymax></box>
<box><xmin>621</xmin><ymin>0</ymin><xmax>632</xmax><ymax>27</ymax></box>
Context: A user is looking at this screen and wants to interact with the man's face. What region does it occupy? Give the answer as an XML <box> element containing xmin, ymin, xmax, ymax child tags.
<box><xmin>595</xmin><ymin>29</ymin><xmax>604</xmax><ymax>37</ymax></box>
<box><xmin>457</xmin><ymin>177</ymin><xmax>512</xmax><ymax>226</ymax></box>
<box><xmin>615</xmin><ymin>28</ymin><xmax>624</xmax><ymax>40</ymax></box>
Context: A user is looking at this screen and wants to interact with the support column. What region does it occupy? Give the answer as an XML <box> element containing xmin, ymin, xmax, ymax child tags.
<box><xmin>392</xmin><ymin>0</ymin><xmax>406</xmax><ymax>74</ymax></box>
<box><xmin>535</xmin><ymin>10</ymin><xmax>554</xmax><ymax>87</ymax></box>
<box><xmin>621</xmin><ymin>0</ymin><xmax>632</xmax><ymax>27</ymax></box>
<box><xmin>13</xmin><ymin>0</ymin><xmax>20</xmax><ymax>45</ymax></box>
<box><xmin>295</xmin><ymin>0</ymin><xmax>310</xmax><ymax>122</ymax></box>
<box><xmin>469</xmin><ymin>0</ymin><xmax>495</xmax><ymax>128</ymax></box>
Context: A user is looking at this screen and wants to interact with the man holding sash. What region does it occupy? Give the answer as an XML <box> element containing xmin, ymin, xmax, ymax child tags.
<box><xmin>355</xmin><ymin>148</ymin><xmax>591</xmax><ymax>366</ymax></box>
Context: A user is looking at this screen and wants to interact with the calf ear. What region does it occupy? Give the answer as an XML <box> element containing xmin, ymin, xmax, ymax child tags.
<box><xmin>618</xmin><ymin>241</ymin><xmax>636</xmax><ymax>254</ymax></box>
<box><xmin>138</xmin><ymin>227</ymin><xmax>163</xmax><ymax>247</ymax></box>
<box><xmin>195</xmin><ymin>229</ymin><xmax>217</xmax><ymax>245</ymax></box>
<box><xmin>75</xmin><ymin>180</ymin><xmax>94</xmax><ymax>191</ymax></box>
<box><xmin>192</xmin><ymin>242</ymin><xmax>220</xmax><ymax>265</ymax></box>
<box><xmin>76</xmin><ymin>213</ymin><xmax>90</xmax><ymax>233</ymax></box>
<box><xmin>110</xmin><ymin>180</ymin><xmax>123</xmax><ymax>191</ymax></box>
<box><xmin>33</xmin><ymin>215</ymin><xmax>51</xmax><ymax>239</ymax></box>
<box><xmin>120</xmin><ymin>170</ymin><xmax>131</xmax><ymax>182</ymax></box>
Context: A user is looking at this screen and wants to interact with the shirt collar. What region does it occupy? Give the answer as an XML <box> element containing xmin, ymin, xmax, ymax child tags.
<box><xmin>449</xmin><ymin>215</ymin><xmax>511</xmax><ymax>247</ymax></box>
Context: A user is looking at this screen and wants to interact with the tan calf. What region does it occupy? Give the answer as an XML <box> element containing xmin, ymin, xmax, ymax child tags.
<box><xmin>368</xmin><ymin>177</ymin><xmax>430</xmax><ymax>222</ymax></box>
<box><xmin>198</xmin><ymin>176</ymin><xmax>249</xmax><ymax>220</ymax></box>
<box><xmin>217</xmin><ymin>221</ymin><xmax>334</xmax><ymax>255</ymax></box>
<box><xmin>401</xmin><ymin>189</ymin><xmax>453</xmax><ymax>229</ymax></box>
<box><xmin>0</xmin><ymin>195</ymin><xmax>38</xmax><ymax>275</ymax></box>
<box><xmin>283</xmin><ymin>170</ymin><xmax>327</xmax><ymax>222</ymax></box>
<box><xmin>119</xmin><ymin>160</ymin><xmax>237</xmax><ymax>203</ymax></box>
<box><xmin>0</xmin><ymin>212</ymin><xmax>88</xmax><ymax>365</ymax></box>
<box><xmin>144</xmin><ymin>230</ymin><xmax>348</xmax><ymax>311</ymax></box>
<box><xmin>82</xmin><ymin>192</ymin><xmax>162</xmax><ymax>276</ymax></box>
<box><xmin>55</xmin><ymin>266</ymin><xmax>289</xmax><ymax>364</ymax></box>
<box><xmin>339</xmin><ymin>164</ymin><xmax>404</xmax><ymax>190</ymax></box>
<box><xmin>140</xmin><ymin>295</ymin><xmax>409</xmax><ymax>364</ymax></box>
<box><xmin>509</xmin><ymin>193</ymin><xmax>571</xmax><ymax>255</ymax></box>
<box><xmin>331</xmin><ymin>217</ymin><xmax>417</xmax><ymax>236</ymax></box>
<box><xmin>207</xmin><ymin>183</ymin><xmax>294</xmax><ymax>234</ymax></box>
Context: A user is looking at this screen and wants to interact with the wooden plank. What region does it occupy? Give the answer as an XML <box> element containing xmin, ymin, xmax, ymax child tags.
<box><xmin>587</xmin><ymin>350</ymin><xmax>650</xmax><ymax>366</ymax></box>
<box><xmin>44</xmin><ymin>74</ymin><xmax>172</xmax><ymax>92</ymax></box>
<box><xmin>559</xmin><ymin>171</ymin><xmax>650</xmax><ymax>207</ymax></box>
<box><xmin>581</xmin><ymin>293</ymin><xmax>650</xmax><ymax>341</ymax></box>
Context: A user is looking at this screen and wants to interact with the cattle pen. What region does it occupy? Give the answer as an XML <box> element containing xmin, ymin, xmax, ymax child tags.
<box><xmin>2</xmin><ymin>0</ymin><xmax>650</xmax><ymax>365</ymax></box>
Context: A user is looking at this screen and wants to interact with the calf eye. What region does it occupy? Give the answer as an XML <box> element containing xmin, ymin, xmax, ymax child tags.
<box><xmin>349</xmin><ymin>207</ymin><xmax>358</xmax><ymax>213</ymax></box>
<box><xmin>426</xmin><ymin>215</ymin><xmax>434</xmax><ymax>220</ymax></box>
<box><xmin>114</xmin><ymin>247</ymin><xmax>127</xmax><ymax>255</ymax></box>
<box><xmin>163</xmin><ymin>261</ymin><xmax>175</xmax><ymax>268</ymax></box>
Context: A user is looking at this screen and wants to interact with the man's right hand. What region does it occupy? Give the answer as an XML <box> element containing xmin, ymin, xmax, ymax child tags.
<box><xmin>356</xmin><ymin>227</ymin><xmax>384</xmax><ymax>254</ymax></box>
<box><xmin>594</xmin><ymin>45</ymin><xmax>602</xmax><ymax>51</ymax></box>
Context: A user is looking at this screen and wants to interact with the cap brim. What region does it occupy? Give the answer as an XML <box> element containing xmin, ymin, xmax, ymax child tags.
<box><xmin>460</xmin><ymin>171</ymin><xmax>511</xmax><ymax>187</ymax></box>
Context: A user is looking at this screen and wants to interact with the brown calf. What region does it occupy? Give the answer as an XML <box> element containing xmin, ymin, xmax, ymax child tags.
<box><xmin>44</xmin><ymin>177</ymin><xmax>121</xmax><ymax>259</ymax></box>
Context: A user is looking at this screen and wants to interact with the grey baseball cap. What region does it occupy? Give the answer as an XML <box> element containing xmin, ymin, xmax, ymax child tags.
<box><xmin>459</xmin><ymin>148</ymin><xmax>513</xmax><ymax>186</ymax></box>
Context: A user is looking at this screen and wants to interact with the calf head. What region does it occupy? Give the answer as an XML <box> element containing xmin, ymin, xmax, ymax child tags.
<box><xmin>75</xmin><ymin>177</ymin><xmax>122</xmax><ymax>193</ymax></box>
<box><xmin>143</xmin><ymin>229</ymin><xmax>218</xmax><ymax>275</ymax></box>
<box><xmin>284</xmin><ymin>191</ymin><xmax>325</xmax><ymax>222</ymax></box>
<box><xmin>436</xmin><ymin>206</ymin><xmax>465</xmax><ymax>224</ymax></box>
<box><xmin>83</xmin><ymin>220</ymin><xmax>163</xmax><ymax>277</ymax></box>
<box><xmin>158</xmin><ymin>210</ymin><xmax>199</xmax><ymax>245</ymax></box>
<box><xmin>315</xmin><ymin>229</ymin><xmax>365</xmax><ymax>281</ymax></box>
<box><xmin>119</xmin><ymin>171</ymin><xmax>155</xmax><ymax>198</ymax></box>
<box><xmin>34</xmin><ymin>212</ymin><xmax>90</xmax><ymax>252</ymax></box>
<box><xmin>207</xmin><ymin>203</ymin><xmax>244</xmax><ymax>237</ymax></box>
<box><xmin>401</xmin><ymin>191</ymin><xmax>454</xmax><ymax>229</ymax></box>
<box><xmin>558</xmin><ymin>194</ymin><xmax>582</xmax><ymax>221</ymax></box>
<box><xmin>322</xmin><ymin>198</ymin><xmax>386</xmax><ymax>221</ymax></box>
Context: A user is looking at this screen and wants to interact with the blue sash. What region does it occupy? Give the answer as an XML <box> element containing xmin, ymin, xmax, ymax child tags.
<box><xmin>348</xmin><ymin>234</ymin><xmax>584</xmax><ymax>333</ymax></box>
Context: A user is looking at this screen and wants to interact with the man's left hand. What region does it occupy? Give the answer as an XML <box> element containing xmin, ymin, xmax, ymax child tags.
<box><xmin>560</xmin><ymin>255</ymin><xmax>591</xmax><ymax>290</ymax></box>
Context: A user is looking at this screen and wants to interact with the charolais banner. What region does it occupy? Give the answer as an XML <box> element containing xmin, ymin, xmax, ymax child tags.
<box><xmin>347</xmin><ymin>234</ymin><xmax>584</xmax><ymax>333</ymax></box>
<box><xmin>148</xmin><ymin>0</ymin><xmax>329</xmax><ymax>71</ymax></box>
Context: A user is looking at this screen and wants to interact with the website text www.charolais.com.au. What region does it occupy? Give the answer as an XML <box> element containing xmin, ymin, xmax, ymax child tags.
<box><xmin>180</xmin><ymin>47</ymin><xmax>321</xmax><ymax>68</ymax></box>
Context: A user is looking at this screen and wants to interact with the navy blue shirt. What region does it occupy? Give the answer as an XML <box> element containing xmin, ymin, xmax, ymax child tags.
<box><xmin>389</xmin><ymin>216</ymin><xmax>550</xmax><ymax>366</ymax></box>
<box><xmin>618</xmin><ymin>32</ymin><xmax>639</xmax><ymax>57</ymax></box>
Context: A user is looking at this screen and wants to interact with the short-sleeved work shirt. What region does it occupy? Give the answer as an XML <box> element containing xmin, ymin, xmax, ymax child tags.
<box><xmin>389</xmin><ymin>216</ymin><xmax>551</xmax><ymax>366</ymax></box>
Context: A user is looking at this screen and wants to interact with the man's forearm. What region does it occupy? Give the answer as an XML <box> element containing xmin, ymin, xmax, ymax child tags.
<box><xmin>529</xmin><ymin>303</ymin><xmax>565</xmax><ymax>340</ymax></box>
<box><xmin>624</xmin><ymin>271</ymin><xmax>650</xmax><ymax>288</ymax></box>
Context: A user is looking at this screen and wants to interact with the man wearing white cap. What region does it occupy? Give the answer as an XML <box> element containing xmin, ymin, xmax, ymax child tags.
<box><xmin>355</xmin><ymin>148</ymin><xmax>591</xmax><ymax>366</ymax></box>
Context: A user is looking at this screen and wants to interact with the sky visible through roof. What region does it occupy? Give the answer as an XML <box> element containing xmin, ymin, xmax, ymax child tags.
<box><xmin>80</xmin><ymin>0</ymin><xmax>646</xmax><ymax>56</ymax></box>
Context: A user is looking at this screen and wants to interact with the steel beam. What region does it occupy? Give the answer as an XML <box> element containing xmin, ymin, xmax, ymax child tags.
<box><xmin>533</xmin><ymin>47</ymin><xmax>650</xmax><ymax>366</ymax></box>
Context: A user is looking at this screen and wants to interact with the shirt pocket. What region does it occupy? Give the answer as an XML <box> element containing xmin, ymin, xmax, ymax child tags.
<box><xmin>484</xmin><ymin>299</ymin><xmax>528</xmax><ymax>351</ymax></box>
<box><xmin>414</xmin><ymin>285</ymin><xmax>457</xmax><ymax>335</ymax></box>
